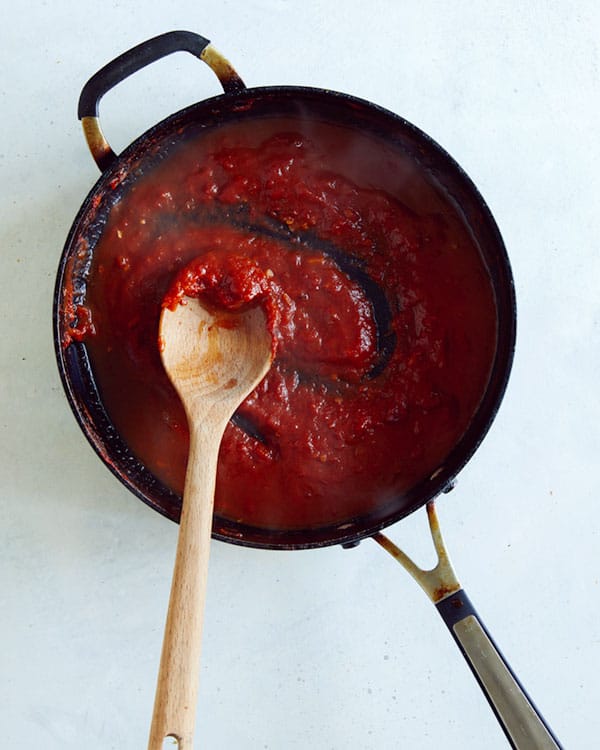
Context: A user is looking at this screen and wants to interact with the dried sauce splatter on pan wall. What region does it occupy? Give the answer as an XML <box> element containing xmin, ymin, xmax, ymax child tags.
<box><xmin>80</xmin><ymin>118</ymin><xmax>497</xmax><ymax>530</ymax></box>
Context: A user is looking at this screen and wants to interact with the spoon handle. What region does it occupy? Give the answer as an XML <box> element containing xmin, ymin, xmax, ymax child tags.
<box><xmin>148</xmin><ymin>424</ymin><xmax>222</xmax><ymax>750</ymax></box>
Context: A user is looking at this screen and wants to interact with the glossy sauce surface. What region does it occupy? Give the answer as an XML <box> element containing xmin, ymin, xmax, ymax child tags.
<box><xmin>82</xmin><ymin>119</ymin><xmax>498</xmax><ymax>530</ymax></box>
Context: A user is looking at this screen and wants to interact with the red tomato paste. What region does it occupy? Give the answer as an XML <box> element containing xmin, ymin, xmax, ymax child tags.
<box><xmin>80</xmin><ymin>119</ymin><xmax>497</xmax><ymax>530</ymax></box>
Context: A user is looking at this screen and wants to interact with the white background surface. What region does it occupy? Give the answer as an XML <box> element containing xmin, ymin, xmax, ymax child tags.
<box><xmin>2</xmin><ymin>2</ymin><xmax>599</xmax><ymax>748</ymax></box>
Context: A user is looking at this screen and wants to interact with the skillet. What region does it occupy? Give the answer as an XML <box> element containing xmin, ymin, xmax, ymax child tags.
<box><xmin>53</xmin><ymin>30</ymin><xmax>561</xmax><ymax>748</ymax></box>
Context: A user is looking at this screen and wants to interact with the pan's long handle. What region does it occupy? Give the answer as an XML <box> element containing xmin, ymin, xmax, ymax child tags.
<box><xmin>374</xmin><ymin>502</ymin><xmax>562</xmax><ymax>750</ymax></box>
<box><xmin>436</xmin><ymin>590</ymin><xmax>561</xmax><ymax>750</ymax></box>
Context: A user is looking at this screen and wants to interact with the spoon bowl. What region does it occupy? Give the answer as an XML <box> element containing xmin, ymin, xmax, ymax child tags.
<box><xmin>159</xmin><ymin>299</ymin><xmax>273</xmax><ymax>422</ymax></box>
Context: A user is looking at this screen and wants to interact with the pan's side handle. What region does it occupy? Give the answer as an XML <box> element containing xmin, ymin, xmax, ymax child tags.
<box><xmin>77</xmin><ymin>30</ymin><xmax>246</xmax><ymax>171</ymax></box>
<box><xmin>373</xmin><ymin>502</ymin><xmax>562</xmax><ymax>750</ymax></box>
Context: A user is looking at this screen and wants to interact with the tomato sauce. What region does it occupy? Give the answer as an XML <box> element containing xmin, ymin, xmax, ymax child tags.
<box><xmin>81</xmin><ymin>118</ymin><xmax>497</xmax><ymax>530</ymax></box>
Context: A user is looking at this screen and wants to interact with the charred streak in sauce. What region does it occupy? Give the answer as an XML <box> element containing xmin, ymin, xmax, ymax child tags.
<box><xmin>157</xmin><ymin>204</ymin><xmax>397</xmax><ymax>448</ymax></box>
<box><xmin>154</xmin><ymin>202</ymin><xmax>397</xmax><ymax>379</ymax></box>
<box><xmin>231</xmin><ymin>411</ymin><xmax>268</xmax><ymax>444</ymax></box>
<box><xmin>252</xmin><ymin>215</ymin><xmax>396</xmax><ymax>442</ymax></box>
<box><xmin>233</xmin><ymin>205</ymin><xmax>396</xmax><ymax>379</ymax></box>
<box><xmin>66</xmin><ymin>198</ymin><xmax>396</xmax><ymax>450</ymax></box>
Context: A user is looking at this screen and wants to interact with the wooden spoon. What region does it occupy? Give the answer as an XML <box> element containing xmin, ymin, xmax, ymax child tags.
<box><xmin>148</xmin><ymin>297</ymin><xmax>273</xmax><ymax>750</ymax></box>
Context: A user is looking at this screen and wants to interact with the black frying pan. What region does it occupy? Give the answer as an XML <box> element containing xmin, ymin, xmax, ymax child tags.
<box><xmin>53</xmin><ymin>31</ymin><xmax>561</xmax><ymax>748</ymax></box>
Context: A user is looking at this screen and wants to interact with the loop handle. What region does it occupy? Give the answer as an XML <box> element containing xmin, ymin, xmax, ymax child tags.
<box><xmin>77</xmin><ymin>30</ymin><xmax>245</xmax><ymax>171</ymax></box>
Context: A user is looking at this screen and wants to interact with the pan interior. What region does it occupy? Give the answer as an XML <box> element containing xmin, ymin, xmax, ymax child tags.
<box><xmin>55</xmin><ymin>88</ymin><xmax>515</xmax><ymax>549</ymax></box>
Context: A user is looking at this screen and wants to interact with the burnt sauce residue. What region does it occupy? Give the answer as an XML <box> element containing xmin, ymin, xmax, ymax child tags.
<box><xmin>80</xmin><ymin>118</ymin><xmax>498</xmax><ymax>530</ymax></box>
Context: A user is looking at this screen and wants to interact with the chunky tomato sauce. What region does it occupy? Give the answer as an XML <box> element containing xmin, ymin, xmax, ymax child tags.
<box><xmin>81</xmin><ymin>118</ymin><xmax>497</xmax><ymax>530</ymax></box>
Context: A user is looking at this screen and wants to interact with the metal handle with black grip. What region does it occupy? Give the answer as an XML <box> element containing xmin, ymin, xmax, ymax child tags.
<box><xmin>437</xmin><ymin>590</ymin><xmax>562</xmax><ymax>750</ymax></box>
<box><xmin>374</xmin><ymin>502</ymin><xmax>563</xmax><ymax>750</ymax></box>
